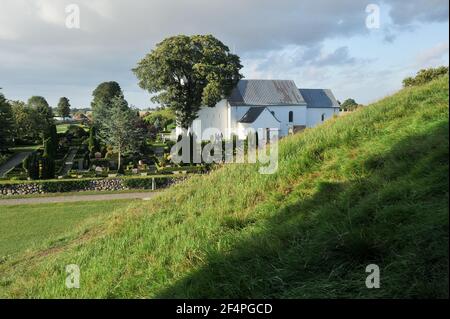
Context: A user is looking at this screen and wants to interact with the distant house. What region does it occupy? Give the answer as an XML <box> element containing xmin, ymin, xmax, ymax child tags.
<box><xmin>53</xmin><ymin>116</ymin><xmax>73</xmax><ymax>123</ymax></box>
<box><xmin>139</xmin><ymin>111</ymin><xmax>150</xmax><ymax>118</ymax></box>
<box><xmin>176</xmin><ymin>79</ymin><xmax>340</xmax><ymax>140</ymax></box>
<box><xmin>73</xmin><ymin>113</ymin><xmax>90</xmax><ymax>124</ymax></box>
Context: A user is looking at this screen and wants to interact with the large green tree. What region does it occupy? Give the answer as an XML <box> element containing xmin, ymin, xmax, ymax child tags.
<box><xmin>57</xmin><ymin>97</ymin><xmax>71</xmax><ymax>118</ymax></box>
<box><xmin>10</xmin><ymin>100</ymin><xmax>41</xmax><ymax>142</ymax></box>
<box><xmin>0</xmin><ymin>92</ymin><xmax>14</xmax><ymax>151</ymax></box>
<box><xmin>133</xmin><ymin>34</ymin><xmax>243</xmax><ymax>128</ymax></box>
<box><xmin>340</xmin><ymin>98</ymin><xmax>358</xmax><ymax>112</ymax></box>
<box><xmin>143</xmin><ymin>107</ymin><xmax>176</xmax><ymax>132</ymax></box>
<box><xmin>91</xmin><ymin>81</ymin><xmax>125</xmax><ymax>124</ymax></box>
<box><xmin>27</xmin><ymin>96</ymin><xmax>53</xmax><ymax>120</ymax></box>
<box><xmin>27</xmin><ymin>96</ymin><xmax>54</xmax><ymax>138</ymax></box>
<box><xmin>96</xmin><ymin>96</ymin><xmax>142</xmax><ymax>173</ymax></box>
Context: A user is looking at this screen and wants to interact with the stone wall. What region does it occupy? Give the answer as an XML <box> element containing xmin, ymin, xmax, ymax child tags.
<box><xmin>0</xmin><ymin>178</ymin><xmax>127</xmax><ymax>196</ymax></box>
<box><xmin>0</xmin><ymin>183</ymin><xmax>43</xmax><ymax>196</ymax></box>
<box><xmin>0</xmin><ymin>176</ymin><xmax>184</xmax><ymax>196</ymax></box>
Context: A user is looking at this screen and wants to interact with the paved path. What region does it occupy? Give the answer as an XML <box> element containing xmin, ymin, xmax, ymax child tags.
<box><xmin>0</xmin><ymin>192</ymin><xmax>160</xmax><ymax>206</ymax></box>
<box><xmin>0</xmin><ymin>152</ymin><xmax>31</xmax><ymax>177</ymax></box>
<box><xmin>59</xmin><ymin>147</ymin><xmax>79</xmax><ymax>176</ymax></box>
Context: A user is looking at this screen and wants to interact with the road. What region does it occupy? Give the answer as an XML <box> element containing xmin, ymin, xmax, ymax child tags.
<box><xmin>0</xmin><ymin>152</ymin><xmax>31</xmax><ymax>177</ymax></box>
<box><xmin>0</xmin><ymin>191</ymin><xmax>160</xmax><ymax>206</ymax></box>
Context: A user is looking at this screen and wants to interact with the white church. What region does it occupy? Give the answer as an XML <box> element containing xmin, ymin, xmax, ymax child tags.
<box><xmin>176</xmin><ymin>79</ymin><xmax>340</xmax><ymax>140</ymax></box>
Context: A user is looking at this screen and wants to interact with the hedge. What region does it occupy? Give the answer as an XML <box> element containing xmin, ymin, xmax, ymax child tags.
<box><xmin>0</xmin><ymin>175</ymin><xmax>187</xmax><ymax>194</ymax></box>
<box><xmin>122</xmin><ymin>176</ymin><xmax>181</xmax><ymax>189</ymax></box>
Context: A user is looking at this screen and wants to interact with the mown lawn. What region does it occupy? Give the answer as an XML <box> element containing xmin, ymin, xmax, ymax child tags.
<box><xmin>56</xmin><ymin>123</ymin><xmax>88</xmax><ymax>134</ymax></box>
<box><xmin>0</xmin><ymin>199</ymin><xmax>136</xmax><ymax>258</ymax></box>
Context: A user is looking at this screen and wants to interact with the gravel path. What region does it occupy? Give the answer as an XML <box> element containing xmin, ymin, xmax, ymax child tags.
<box><xmin>0</xmin><ymin>191</ymin><xmax>160</xmax><ymax>206</ymax></box>
<box><xmin>59</xmin><ymin>147</ymin><xmax>79</xmax><ymax>176</ymax></box>
<box><xmin>0</xmin><ymin>152</ymin><xmax>31</xmax><ymax>177</ymax></box>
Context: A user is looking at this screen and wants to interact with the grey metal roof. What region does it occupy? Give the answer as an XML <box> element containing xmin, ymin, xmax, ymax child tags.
<box><xmin>298</xmin><ymin>89</ymin><xmax>340</xmax><ymax>108</ymax></box>
<box><xmin>238</xmin><ymin>107</ymin><xmax>280</xmax><ymax>123</ymax></box>
<box><xmin>238</xmin><ymin>107</ymin><xmax>266</xmax><ymax>123</ymax></box>
<box><xmin>229</xmin><ymin>80</ymin><xmax>305</xmax><ymax>106</ymax></box>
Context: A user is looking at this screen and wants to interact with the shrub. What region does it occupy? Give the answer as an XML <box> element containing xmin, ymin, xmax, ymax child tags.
<box><xmin>91</xmin><ymin>158</ymin><xmax>110</xmax><ymax>168</ymax></box>
<box><xmin>25</xmin><ymin>153</ymin><xmax>40</xmax><ymax>180</ymax></box>
<box><xmin>40</xmin><ymin>179</ymin><xmax>92</xmax><ymax>193</ymax></box>
<box><xmin>122</xmin><ymin>176</ymin><xmax>181</xmax><ymax>189</ymax></box>
<box><xmin>67</xmin><ymin>125</ymin><xmax>88</xmax><ymax>138</ymax></box>
<box><xmin>403</xmin><ymin>66</ymin><xmax>449</xmax><ymax>87</ymax></box>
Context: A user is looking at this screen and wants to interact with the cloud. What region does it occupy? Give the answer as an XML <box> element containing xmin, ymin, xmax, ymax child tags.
<box><xmin>387</xmin><ymin>0</ymin><xmax>449</xmax><ymax>26</ymax></box>
<box><xmin>316</xmin><ymin>46</ymin><xmax>356</xmax><ymax>66</ymax></box>
<box><xmin>0</xmin><ymin>0</ymin><xmax>448</xmax><ymax>107</ymax></box>
<box><xmin>416</xmin><ymin>42</ymin><xmax>449</xmax><ymax>67</ymax></box>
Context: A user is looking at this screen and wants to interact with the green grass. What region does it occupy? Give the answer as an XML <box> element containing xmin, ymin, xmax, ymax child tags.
<box><xmin>56</xmin><ymin>123</ymin><xmax>88</xmax><ymax>134</ymax></box>
<box><xmin>0</xmin><ymin>200</ymin><xmax>136</xmax><ymax>259</ymax></box>
<box><xmin>0</xmin><ymin>76</ymin><xmax>448</xmax><ymax>298</ymax></box>
<box><xmin>8</xmin><ymin>145</ymin><xmax>40</xmax><ymax>153</ymax></box>
<box><xmin>0</xmin><ymin>189</ymin><xmax>155</xmax><ymax>200</ymax></box>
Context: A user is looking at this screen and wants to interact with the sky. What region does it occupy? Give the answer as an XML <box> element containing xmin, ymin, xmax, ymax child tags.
<box><xmin>0</xmin><ymin>0</ymin><xmax>448</xmax><ymax>109</ymax></box>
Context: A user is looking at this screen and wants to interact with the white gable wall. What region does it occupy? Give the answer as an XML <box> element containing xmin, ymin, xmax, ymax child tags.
<box><xmin>306</xmin><ymin>107</ymin><xmax>340</xmax><ymax>127</ymax></box>
<box><xmin>237</xmin><ymin>108</ymin><xmax>281</xmax><ymax>140</ymax></box>
<box><xmin>175</xmin><ymin>100</ymin><xmax>339</xmax><ymax>140</ymax></box>
<box><xmin>176</xmin><ymin>99</ymin><xmax>228</xmax><ymax>138</ymax></box>
<box><xmin>268</xmin><ymin>105</ymin><xmax>307</xmax><ymax>136</ymax></box>
<box><xmin>229</xmin><ymin>104</ymin><xmax>306</xmax><ymax>137</ymax></box>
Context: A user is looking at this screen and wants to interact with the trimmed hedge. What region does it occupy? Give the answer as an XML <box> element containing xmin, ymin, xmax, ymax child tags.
<box><xmin>40</xmin><ymin>179</ymin><xmax>92</xmax><ymax>193</ymax></box>
<box><xmin>122</xmin><ymin>176</ymin><xmax>181</xmax><ymax>189</ymax></box>
<box><xmin>0</xmin><ymin>175</ymin><xmax>188</xmax><ymax>195</ymax></box>
<box><xmin>155</xmin><ymin>164</ymin><xmax>204</xmax><ymax>174</ymax></box>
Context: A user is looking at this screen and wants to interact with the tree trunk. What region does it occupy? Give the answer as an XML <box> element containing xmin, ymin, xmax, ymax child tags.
<box><xmin>118</xmin><ymin>146</ymin><xmax>121</xmax><ymax>173</ymax></box>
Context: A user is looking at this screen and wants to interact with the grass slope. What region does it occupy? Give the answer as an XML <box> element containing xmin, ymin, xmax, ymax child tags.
<box><xmin>0</xmin><ymin>76</ymin><xmax>448</xmax><ymax>298</ymax></box>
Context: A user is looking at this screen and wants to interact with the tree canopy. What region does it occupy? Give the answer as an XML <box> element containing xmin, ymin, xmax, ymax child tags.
<box><xmin>133</xmin><ymin>34</ymin><xmax>243</xmax><ymax>128</ymax></box>
<box><xmin>91</xmin><ymin>81</ymin><xmax>125</xmax><ymax>124</ymax></box>
<box><xmin>95</xmin><ymin>95</ymin><xmax>142</xmax><ymax>172</ymax></box>
<box><xmin>143</xmin><ymin>107</ymin><xmax>176</xmax><ymax>132</ymax></box>
<box><xmin>27</xmin><ymin>96</ymin><xmax>53</xmax><ymax>119</ymax></box>
<box><xmin>0</xmin><ymin>92</ymin><xmax>14</xmax><ymax>151</ymax></box>
<box><xmin>10</xmin><ymin>100</ymin><xmax>42</xmax><ymax>142</ymax></box>
<box><xmin>91</xmin><ymin>81</ymin><xmax>123</xmax><ymax>108</ymax></box>
<box><xmin>27</xmin><ymin>96</ymin><xmax>54</xmax><ymax>134</ymax></box>
<box><xmin>57</xmin><ymin>97</ymin><xmax>71</xmax><ymax>118</ymax></box>
<box><xmin>340</xmin><ymin>98</ymin><xmax>359</xmax><ymax>111</ymax></box>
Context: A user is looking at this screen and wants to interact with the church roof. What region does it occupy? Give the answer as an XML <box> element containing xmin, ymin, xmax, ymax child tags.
<box><xmin>229</xmin><ymin>80</ymin><xmax>305</xmax><ymax>106</ymax></box>
<box><xmin>298</xmin><ymin>89</ymin><xmax>340</xmax><ymax>108</ymax></box>
<box><xmin>238</xmin><ymin>107</ymin><xmax>280</xmax><ymax>124</ymax></box>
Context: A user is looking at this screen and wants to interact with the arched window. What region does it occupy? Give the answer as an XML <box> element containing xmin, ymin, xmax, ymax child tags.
<box><xmin>288</xmin><ymin>111</ymin><xmax>293</xmax><ymax>123</ymax></box>
<box><xmin>321</xmin><ymin>113</ymin><xmax>325</xmax><ymax>122</ymax></box>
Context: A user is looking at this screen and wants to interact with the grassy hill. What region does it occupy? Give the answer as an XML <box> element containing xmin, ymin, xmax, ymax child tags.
<box><xmin>0</xmin><ymin>76</ymin><xmax>448</xmax><ymax>298</ymax></box>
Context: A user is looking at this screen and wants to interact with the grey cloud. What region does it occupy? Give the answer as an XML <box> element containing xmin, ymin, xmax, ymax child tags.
<box><xmin>387</xmin><ymin>0</ymin><xmax>449</xmax><ymax>25</ymax></box>
<box><xmin>315</xmin><ymin>46</ymin><xmax>356</xmax><ymax>66</ymax></box>
<box><xmin>0</xmin><ymin>0</ymin><xmax>448</xmax><ymax>107</ymax></box>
